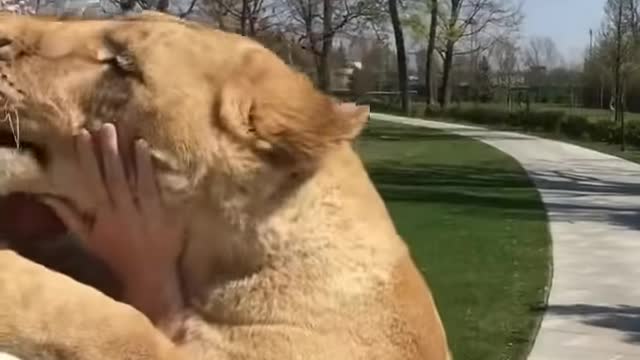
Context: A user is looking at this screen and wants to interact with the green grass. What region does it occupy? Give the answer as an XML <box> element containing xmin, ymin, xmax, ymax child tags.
<box><xmin>380</xmin><ymin>100</ymin><xmax>640</xmax><ymax>164</ymax></box>
<box><xmin>427</xmin><ymin>113</ymin><xmax>640</xmax><ymax>165</ymax></box>
<box><xmin>355</xmin><ymin>121</ymin><xmax>552</xmax><ymax>360</ymax></box>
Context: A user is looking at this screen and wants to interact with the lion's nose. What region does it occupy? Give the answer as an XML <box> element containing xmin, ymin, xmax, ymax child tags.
<box><xmin>0</xmin><ymin>38</ymin><xmax>14</xmax><ymax>62</ymax></box>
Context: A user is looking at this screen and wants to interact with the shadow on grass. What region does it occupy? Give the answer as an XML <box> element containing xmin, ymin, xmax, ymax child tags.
<box><xmin>362</xmin><ymin>123</ymin><xmax>537</xmax><ymax>142</ymax></box>
<box><xmin>367</xmin><ymin>165</ymin><xmax>543</xmax><ymax>218</ymax></box>
<box><xmin>366</xmin><ymin>120</ymin><xmax>640</xmax><ymax>232</ymax></box>
<box><xmin>360</xmin><ymin>123</ymin><xmax>545</xmax><ymax>223</ymax></box>
<box><xmin>537</xmin><ymin>304</ymin><xmax>640</xmax><ymax>345</ymax></box>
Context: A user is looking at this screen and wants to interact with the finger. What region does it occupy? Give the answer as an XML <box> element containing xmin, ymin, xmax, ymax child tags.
<box><xmin>99</xmin><ymin>123</ymin><xmax>136</xmax><ymax>213</ymax></box>
<box><xmin>135</xmin><ymin>139</ymin><xmax>162</xmax><ymax>218</ymax></box>
<box><xmin>75</xmin><ymin>129</ymin><xmax>110</xmax><ymax>207</ymax></box>
<box><xmin>41</xmin><ymin>198</ymin><xmax>90</xmax><ymax>241</ymax></box>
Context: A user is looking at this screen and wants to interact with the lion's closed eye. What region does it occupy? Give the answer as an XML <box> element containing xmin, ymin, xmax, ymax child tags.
<box><xmin>98</xmin><ymin>53</ymin><xmax>140</xmax><ymax>78</ymax></box>
<box><xmin>96</xmin><ymin>37</ymin><xmax>140</xmax><ymax>77</ymax></box>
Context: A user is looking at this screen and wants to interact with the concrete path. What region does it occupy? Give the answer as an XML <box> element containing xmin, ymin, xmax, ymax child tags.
<box><xmin>372</xmin><ymin>113</ymin><xmax>640</xmax><ymax>360</ymax></box>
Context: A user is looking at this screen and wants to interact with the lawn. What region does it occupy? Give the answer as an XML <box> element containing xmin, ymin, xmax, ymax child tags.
<box><xmin>355</xmin><ymin>120</ymin><xmax>552</xmax><ymax>360</ymax></box>
<box><xmin>381</xmin><ymin>100</ymin><xmax>640</xmax><ymax>165</ymax></box>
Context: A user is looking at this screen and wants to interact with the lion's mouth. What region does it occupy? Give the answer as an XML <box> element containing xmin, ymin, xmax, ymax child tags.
<box><xmin>0</xmin><ymin>192</ymin><xmax>123</xmax><ymax>299</ymax></box>
<box><xmin>0</xmin><ymin>192</ymin><xmax>67</xmax><ymax>242</ymax></box>
<box><xmin>0</xmin><ymin>147</ymin><xmax>123</xmax><ymax>301</ymax></box>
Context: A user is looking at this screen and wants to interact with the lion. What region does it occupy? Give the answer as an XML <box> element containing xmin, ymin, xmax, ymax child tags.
<box><xmin>0</xmin><ymin>11</ymin><xmax>451</xmax><ymax>360</ymax></box>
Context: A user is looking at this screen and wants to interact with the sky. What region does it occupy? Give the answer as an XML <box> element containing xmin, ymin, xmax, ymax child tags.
<box><xmin>522</xmin><ymin>0</ymin><xmax>607</xmax><ymax>64</ymax></box>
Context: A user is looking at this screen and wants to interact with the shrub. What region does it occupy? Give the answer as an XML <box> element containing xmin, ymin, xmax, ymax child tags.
<box><xmin>488</xmin><ymin>109</ymin><xmax>512</xmax><ymax>126</ymax></box>
<box><xmin>410</xmin><ymin>103</ymin><xmax>427</xmax><ymax>117</ymax></box>
<box><xmin>406</xmin><ymin>106</ymin><xmax>640</xmax><ymax>149</ymax></box>
<box><xmin>506</xmin><ymin>112</ymin><xmax>522</xmax><ymax>128</ymax></box>
<box><xmin>469</xmin><ymin>108</ymin><xmax>491</xmax><ymax>124</ymax></box>
<box><xmin>625</xmin><ymin>121</ymin><xmax>640</xmax><ymax>147</ymax></box>
<box><xmin>520</xmin><ymin>111</ymin><xmax>542</xmax><ymax>132</ymax></box>
<box><xmin>560</xmin><ymin>115</ymin><xmax>589</xmax><ymax>139</ymax></box>
<box><xmin>451</xmin><ymin>108</ymin><xmax>513</xmax><ymax>126</ymax></box>
<box><xmin>539</xmin><ymin>111</ymin><xmax>565</xmax><ymax>133</ymax></box>
<box><xmin>443</xmin><ymin>107</ymin><xmax>463</xmax><ymax>121</ymax></box>
<box><xmin>460</xmin><ymin>108</ymin><xmax>483</xmax><ymax>123</ymax></box>
<box><xmin>587</xmin><ymin>119</ymin><xmax>618</xmax><ymax>143</ymax></box>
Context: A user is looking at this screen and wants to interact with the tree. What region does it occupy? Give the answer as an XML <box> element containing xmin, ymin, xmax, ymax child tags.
<box><xmin>320</xmin><ymin>0</ymin><xmax>333</xmax><ymax>91</ymax></box>
<box><xmin>475</xmin><ymin>55</ymin><xmax>493</xmax><ymax>102</ymax></box>
<box><xmin>595</xmin><ymin>0</ymin><xmax>640</xmax><ymax>149</ymax></box>
<box><xmin>404</xmin><ymin>0</ymin><xmax>440</xmax><ymax>110</ymax></box>
<box><xmin>437</xmin><ymin>0</ymin><xmax>522</xmax><ymax>108</ymax></box>
<box><xmin>425</xmin><ymin>0</ymin><xmax>439</xmax><ymax>111</ymax></box>
<box><xmin>104</xmin><ymin>0</ymin><xmax>198</xmax><ymax>16</ymax></box>
<box><xmin>204</xmin><ymin>0</ymin><xmax>280</xmax><ymax>36</ymax></box>
<box><xmin>581</xmin><ymin>0</ymin><xmax>640</xmax><ymax>115</ymax></box>
<box><xmin>0</xmin><ymin>0</ymin><xmax>36</xmax><ymax>14</ymax></box>
<box><xmin>523</xmin><ymin>36</ymin><xmax>563</xmax><ymax>69</ymax></box>
<box><xmin>492</xmin><ymin>36</ymin><xmax>519</xmax><ymax>109</ymax></box>
<box><xmin>355</xmin><ymin>41</ymin><xmax>398</xmax><ymax>93</ymax></box>
<box><xmin>438</xmin><ymin>0</ymin><xmax>462</xmax><ymax>108</ymax></box>
<box><xmin>389</xmin><ymin>0</ymin><xmax>409</xmax><ymax>113</ymax></box>
<box><xmin>614</xmin><ymin>0</ymin><xmax>626</xmax><ymax>149</ymax></box>
<box><xmin>334</xmin><ymin>43</ymin><xmax>349</xmax><ymax>69</ymax></box>
<box><xmin>111</xmin><ymin>0</ymin><xmax>170</xmax><ymax>13</ymax></box>
<box><xmin>282</xmin><ymin>0</ymin><xmax>384</xmax><ymax>91</ymax></box>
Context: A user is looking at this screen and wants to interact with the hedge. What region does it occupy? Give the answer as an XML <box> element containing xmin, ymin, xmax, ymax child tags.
<box><xmin>425</xmin><ymin>107</ymin><xmax>633</xmax><ymax>146</ymax></box>
<box><xmin>366</xmin><ymin>101</ymin><xmax>637</xmax><ymax>147</ymax></box>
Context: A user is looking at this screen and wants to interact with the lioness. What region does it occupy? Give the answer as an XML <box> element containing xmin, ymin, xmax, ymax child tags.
<box><xmin>0</xmin><ymin>11</ymin><xmax>451</xmax><ymax>360</ymax></box>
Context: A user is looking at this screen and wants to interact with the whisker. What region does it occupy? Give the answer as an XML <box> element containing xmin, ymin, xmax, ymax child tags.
<box><xmin>0</xmin><ymin>101</ymin><xmax>21</xmax><ymax>150</ymax></box>
<box><xmin>9</xmin><ymin>109</ymin><xmax>20</xmax><ymax>150</ymax></box>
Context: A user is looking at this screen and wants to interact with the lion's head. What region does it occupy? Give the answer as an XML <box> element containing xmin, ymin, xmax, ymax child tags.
<box><xmin>0</xmin><ymin>11</ymin><xmax>368</xmax><ymax>296</ymax></box>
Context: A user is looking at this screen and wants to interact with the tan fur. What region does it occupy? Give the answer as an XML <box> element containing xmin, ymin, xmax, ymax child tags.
<box><xmin>0</xmin><ymin>11</ymin><xmax>451</xmax><ymax>359</ymax></box>
<box><xmin>0</xmin><ymin>250</ymin><xmax>185</xmax><ymax>360</ymax></box>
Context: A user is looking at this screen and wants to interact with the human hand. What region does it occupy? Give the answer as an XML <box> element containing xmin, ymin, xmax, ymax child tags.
<box><xmin>43</xmin><ymin>123</ymin><xmax>185</xmax><ymax>323</ymax></box>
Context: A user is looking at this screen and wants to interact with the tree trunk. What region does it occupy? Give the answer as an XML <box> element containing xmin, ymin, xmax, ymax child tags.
<box><xmin>249</xmin><ymin>12</ymin><xmax>257</xmax><ymax>36</ymax></box>
<box><xmin>155</xmin><ymin>0</ymin><xmax>169</xmax><ymax>12</ymax></box>
<box><xmin>438</xmin><ymin>0</ymin><xmax>462</xmax><ymax>109</ymax></box>
<box><xmin>318</xmin><ymin>0</ymin><xmax>333</xmax><ymax>91</ymax></box>
<box><xmin>615</xmin><ymin>0</ymin><xmax>624</xmax><ymax>150</ymax></box>
<box><xmin>424</xmin><ymin>0</ymin><xmax>438</xmax><ymax>114</ymax></box>
<box><xmin>507</xmin><ymin>76</ymin><xmax>512</xmax><ymax>112</ymax></box>
<box><xmin>599</xmin><ymin>76</ymin><xmax>604</xmax><ymax>109</ymax></box>
<box><xmin>240</xmin><ymin>0</ymin><xmax>249</xmax><ymax>36</ymax></box>
<box><xmin>439</xmin><ymin>40</ymin><xmax>455</xmax><ymax>109</ymax></box>
<box><xmin>389</xmin><ymin>0</ymin><xmax>409</xmax><ymax>114</ymax></box>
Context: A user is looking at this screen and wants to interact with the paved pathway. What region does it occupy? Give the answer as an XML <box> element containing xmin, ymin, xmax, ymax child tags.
<box><xmin>372</xmin><ymin>113</ymin><xmax>640</xmax><ymax>360</ymax></box>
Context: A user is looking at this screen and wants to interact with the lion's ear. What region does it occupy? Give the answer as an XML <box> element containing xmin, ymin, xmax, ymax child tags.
<box><xmin>331</xmin><ymin>102</ymin><xmax>370</xmax><ymax>141</ymax></box>
<box><xmin>217</xmin><ymin>50</ymin><xmax>368</xmax><ymax>167</ymax></box>
<box><xmin>217</xmin><ymin>79</ymin><xmax>274</xmax><ymax>153</ymax></box>
<box><xmin>217</xmin><ymin>77</ymin><xmax>370</xmax><ymax>167</ymax></box>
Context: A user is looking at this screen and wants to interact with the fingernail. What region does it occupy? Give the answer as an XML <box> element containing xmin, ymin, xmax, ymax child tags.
<box><xmin>135</xmin><ymin>140</ymin><xmax>143</xmax><ymax>153</ymax></box>
<box><xmin>101</xmin><ymin>123</ymin><xmax>115</xmax><ymax>133</ymax></box>
<box><xmin>78</xmin><ymin>128</ymin><xmax>90</xmax><ymax>138</ymax></box>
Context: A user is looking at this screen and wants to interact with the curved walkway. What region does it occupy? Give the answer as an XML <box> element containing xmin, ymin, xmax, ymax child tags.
<box><xmin>372</xmin><ymin>113</ymin><xmax>640</xmax><ymax>360</ymax></box>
